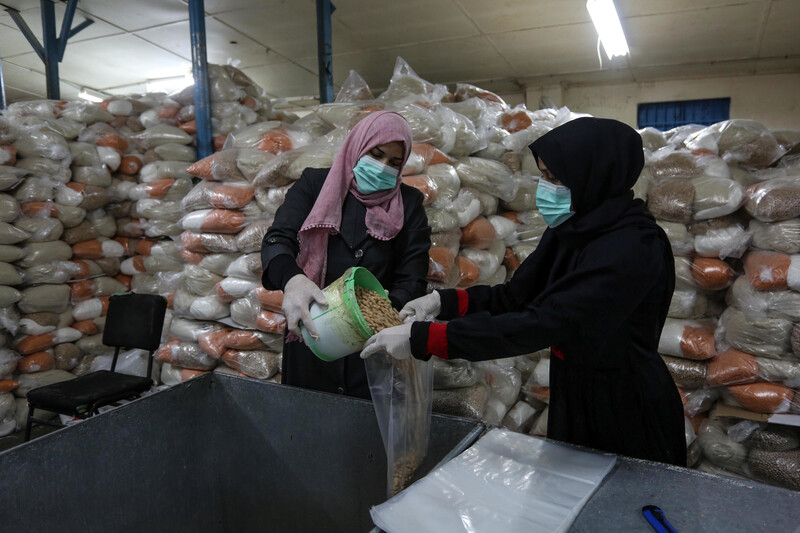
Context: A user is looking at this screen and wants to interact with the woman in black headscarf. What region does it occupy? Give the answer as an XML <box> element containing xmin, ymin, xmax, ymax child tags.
<box><xmin>361</xmin><ymin>117</ymin><xmax>687</xmax><ymax>466</ymax></box>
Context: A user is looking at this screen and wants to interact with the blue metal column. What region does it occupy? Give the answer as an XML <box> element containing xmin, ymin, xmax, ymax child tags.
<box><xmin>316</xmin><ymin>0</ymin><xmax>335</xmax><ymax>104</ymax></box>
<box><xmin>6</xmin><ymin>0</ymin><xmax>93</xmax><ymax>101</ymax></box>
<box><xmin>188</xmin><ymin>0</ymin><xmax>212</xmax><ymax>158</ymax></box>
<box><xmin>40</xmin><ymin>0</ymin><xmax>60</xmax><ymax>99</ymax></box>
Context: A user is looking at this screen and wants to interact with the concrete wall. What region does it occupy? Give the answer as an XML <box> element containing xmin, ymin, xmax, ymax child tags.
<box><xmin>522</xmin><ymin>73</ymin><xmax>800</xmax><ymax>130</ymax></box>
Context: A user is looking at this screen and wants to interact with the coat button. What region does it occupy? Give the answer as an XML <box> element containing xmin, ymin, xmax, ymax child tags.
<box><xmin>337</xmin><ymin>387</ymin><xmax>345</xmax><ymax>394</ymax></box>
<box><xmin>354</xmin><ymin>249</ymin><xmax>363</xmax><ymax>258</ymax></box>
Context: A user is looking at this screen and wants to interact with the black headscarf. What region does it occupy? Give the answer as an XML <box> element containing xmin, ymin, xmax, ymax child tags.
<box><xmin>525</xmin><ymin>117</ymin><xmax>675</xmax><ymax>336</ymax></box>
<box><xmin>529</xmin><ymin>117</ymin><xmax>657</xmax><ymax>249</ymax></box>
<box><xmin>529</xmin><ymin>117</ymin><xmax>644</xmax><ymax>214</ymax></box>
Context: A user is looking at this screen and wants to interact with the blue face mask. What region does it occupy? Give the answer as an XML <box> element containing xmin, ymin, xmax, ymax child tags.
<box><xmin>536</xmin><ymin>179</ymin><xmax>575</xmax><ymax>228</ymax></box>
<box><xmin>353</xmin><ymin>155</ymin><xmax>399</xmax><ymax>194</ymax></box>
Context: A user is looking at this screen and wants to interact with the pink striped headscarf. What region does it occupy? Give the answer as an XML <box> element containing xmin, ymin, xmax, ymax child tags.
<box><xmin>297</xmin><ymin>110</ymin><xmax>413</xmax><ymax>286</ymax></box>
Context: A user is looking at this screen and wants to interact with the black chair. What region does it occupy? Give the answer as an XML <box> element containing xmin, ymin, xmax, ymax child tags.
<box><xmin>25</xmin><ymin>292</ymin><xmax>167</xmax><ymax>441</ymax></box>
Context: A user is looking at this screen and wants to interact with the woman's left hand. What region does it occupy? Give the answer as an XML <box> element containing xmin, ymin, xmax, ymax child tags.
<box><xmin>360</xmin><ymin>323</ymin><xmax>413</xmax><ymax>360</ymax></box>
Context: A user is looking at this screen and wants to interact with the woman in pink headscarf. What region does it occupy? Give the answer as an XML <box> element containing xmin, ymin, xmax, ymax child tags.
<box><xmin>261</xmin><ymin>111</ymin><xmax>431</xmax><ymax>399</ymax></box>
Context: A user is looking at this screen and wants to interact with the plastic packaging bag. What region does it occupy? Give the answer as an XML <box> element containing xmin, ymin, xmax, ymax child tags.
<box><xmin>729</xmin><ymin>276</ymin><xmax>800</xmax><ymax>322</ymax></box>
<box><xmin>750</xmin><ymin>219</ymin><xmax>800</xmax><ymax>254</ymax></box>
<box><xmin>661</xmin><ymin>355</ymin><xmax>708</xmax><ymax>389</ymax></box>
<box><xmin>697</xmin><ymin>419</ymin><xmax>750</xmax><ymax>475</ymax></box>
<box><xmin>455</xmin><ymin>157</ymin><xmax>518</xmax><ymax>202</ymax></box>
<box><xmin>220</xmin><ymin>349</ymin><xmax>280</xmax><ymax>379</ymax></box>
<box><xmin>745</xmin><ymin>176</ymin><xmax>800</xmax><ymax>222</ymax></box>
<box><xmin>744</xmin><ymin>251</ymin><xmax>800</xmax><ymax>292</ymax></box>
<box><xmin>658</xmin><ymin>318</ymin><xmax>716</xmax><ymax>360</ymax></box>
<box><xmin>432</xmin><ymin>381</ymin><xmax>490</xmax><ymax>419</ymax></box>
<box><xmin>156</xmin><ymin>340</ymin><xmax>217</xmax><ymax>371</ymax></box>
<box><xmin>366</xmin><ymin>353</ymin><xmax>434</xmax><ymax>496</ymax></box>
<box><xmin>719</xmin><ymin>307</ymin><xmax>793</xmax><ymax>359</ymax></box>
<box><xmin>371</xmin><ymin>428</ymin><xmax>616</xmax><ymax>533</ymax></box>
<box><xmin>694</xmin><ymin>224</ymin><xmax>751</xmax><ymax>259</ymax></box>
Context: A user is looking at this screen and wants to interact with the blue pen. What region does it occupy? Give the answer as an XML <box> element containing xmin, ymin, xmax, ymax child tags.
<box><xmin>642</xmin><ymin>505</ymin><xmax>679</xmax><ymax>533</ymax></box>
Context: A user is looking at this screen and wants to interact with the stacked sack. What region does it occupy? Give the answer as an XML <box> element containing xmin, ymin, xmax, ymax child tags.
<box><xmin>0</xmin><ymin>100</ymin><xmax>124</xmax><ymax>434</ymax></box>
<box><xmin>161</xmin><ymin>65</ymin><xmax>292</xmax><ymax>384</ymax></box>
<box><xmin>641</xmin><ymin>120</ymin><xmax>800</xmax><ymax>489</ymax></box>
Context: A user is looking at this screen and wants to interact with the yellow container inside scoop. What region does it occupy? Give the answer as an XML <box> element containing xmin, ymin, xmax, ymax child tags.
<box><xmin>300</xmin><ymin>266</ymin><xmax>389</xmax><ymax>362</ymax></box>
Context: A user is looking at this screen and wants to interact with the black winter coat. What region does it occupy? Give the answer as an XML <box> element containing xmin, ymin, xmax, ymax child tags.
<box><xmin>261</xmin><ymin>167</ymin><xmax>431</xmax><ymax>399</ymax></box>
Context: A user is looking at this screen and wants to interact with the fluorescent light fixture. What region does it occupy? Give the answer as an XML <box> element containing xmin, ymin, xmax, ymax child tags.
<box><xmin>78</xmin><ymin>88</ymin><xmax>106</xmax><ymax>103</ymax></box>
<box><xmin>145</xmin><ymin>73</ymin><xmax>193</xmax><ymax>94</ymax></box>
<box><xmin>586</xmin><ymin>0</ymin><xmax>629</xmax><ymax>60</ymax></box>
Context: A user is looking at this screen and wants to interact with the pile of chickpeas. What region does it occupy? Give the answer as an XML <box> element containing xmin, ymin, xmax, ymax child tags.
<box><xmin>355</xmin><ymin>286</ymin><xmax>402</xmax><ymax>333</ymax></box>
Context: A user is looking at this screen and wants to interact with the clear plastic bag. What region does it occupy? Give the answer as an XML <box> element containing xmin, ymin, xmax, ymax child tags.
<box><xmin>378</xmin><ymin>57</ymin><xmax>447</xmax><ymax>106</ymax></box>
<box><xmin>719</xmin><ymin>307</ymin><xmax>793</xmax><ymax>359</ymax></box>
<box><xmin>432</xmin><ymin>358</ymin><xmax>478</xmax><ymax>389</ymax></box>
<box><xmin>366</xmin><ymin>353</ymin><xmax>434</xmax><ymax>497</ymax></box>
<box><xmin>674</xmin><ymin>256</ymin><xmax>734</xmax><ymax>291</ymax></box>
<box><xmin>371</xmin><ymin>428</ymin><xmax>615</xmax><ymax>533</ymax></box>
<box><xmin>220</xmin><ymin>349</ymin><xmax>280</xmax><ymax>380</ymax></box>
<box><xmin>745</xmin><ymin>176</ymin><xmax>800</xmax><ymax>222</ymax></box>
<box><xmin>658</xmin><ymin>318</ymin><xmax>717</xmax><ymax>360</ymax></box>
<box><xmin>697</xmin><ymin>419</ymin><xmax>750</xmax><ymax>475</ymax></box>
<box><xmin>132</xmin><ymin>124</ymin><xmax>193</xmax><ymax>149</ymax></box>
<box><xmin>661</xmin><ymin>354</ymin><xmax>708</xmax><ymax>389</ymax></box>
<box><xmin>156</xmin><ymin>340</ymin><xmax>218</xmax><ymax>371</ymax></box>
<box><xmin>668</xmin><ymin>288</ymin><xmax>709</xmax><ymax>319</ymax></box>
<box><xmin>750</xmin><ymin>219</ymin><xmax>800</xmax><ymax>254</ymax></box>
<box><xmin>694</xmin><ymin>224</ymin><xmax>751</xmax><ymax>259</ymax></box>
<box><xmin>689</xmin><ymin>175</ymin><xmax>745</xmax><ymax>220</ymax></box>
<box><xmin>743</xmin><ymin>251</ymin><xmax>800</xmax><ymax>292</ymax></box>
<box><xmin>180</xmin><ymin>231</ymin><xmax>238</xmax><ymax>254</ymax></box>
<box><xmin>455</xmin><ymin>157</ymin><xmax>518</xmax><ymax>202</ymax></box>
<box><xmin>728</xmin><ymin>277</ymin><xmax>800</xmax><ymax>322</ymax></box>
<box><xmin>172</xmin><ymin>288</ymin><xmax>229</xmax><ymax>321</ymax></box>
<box><xmin>334</xmin><ymin>69</ymin><xmax>375</xmax><ymax>103</ymax></box>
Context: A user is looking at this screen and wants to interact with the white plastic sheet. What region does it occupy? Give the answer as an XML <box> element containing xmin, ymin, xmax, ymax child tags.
<box><xmin>371</xmin><ymin>428</ymin><xmax>616</xmax><ymax>533</ymax></box>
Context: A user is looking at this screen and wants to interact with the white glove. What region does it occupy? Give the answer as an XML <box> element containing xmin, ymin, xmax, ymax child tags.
<box><xmin>398</xmin><ymin>291</ymin><xmax>441</xmax><ymax>323</ymax></box>
<box><xmin>282</xmin><ymin>274</ymin><xmax>327</xmax><ymax>339</ymax></box>
<box><xmin>360</xmin><ymin>323</ymin><xmax>413</xmax><ymax>360</ymax></box>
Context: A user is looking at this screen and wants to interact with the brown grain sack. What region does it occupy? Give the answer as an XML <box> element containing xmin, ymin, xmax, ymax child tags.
<box><xmin>54</xmin><ymin>343</ymin><xmax>81</xmax><ymax>371</ymax></box>
<box><xmin>646</xmin><ymin>178</ymin><xmax>695</xmax><ymax>223</ymax></box>
<box><xmin>432</xmin><ymin>381</ymin><xmax>490</xmax><ymax>419</ymax></box>
<box><xmin>198</xmin><ymin>328</ymin><xmax>231</xmax><ymax>358</ymax></box>
<box><xmin>650</xmin><ymin>151</ymin><xmax>705</xmax><ymax>179</ymax></box>
<box><xmin>255</xmin><ymin>310</ymin><xmax>286</xmax><ymax>334</ymax></box>
<box><xmin>747</xmin><ymin>449</ymin><xmax>800</xmax><ymax>491</ymax></box>
<box><xmin>460</xmin><ymin>217</ymin><xmax>497</xmax><ymax>250</ymax></box>
<box><xmin>661</xmin><ymin>355</ymin><xmax>707</xmax><ymax>389</ymax></box>
<box><xmin>706</xmin><ymin>349</ymin><xmax>759</xmax><ymax>386</ymax></box>
<box><xmin>744</xmin><ymin>252</ymin><xmax>790</xmax><ymax>291</ymax></box>
<box><xmin>457</xmin><ymin>255</ymin><xmax>480</xmax><ymax>287</ymax></box>
<box><xmin>427</xmin><ymin>247</ymin><xmax>455</xmax><ymax>282</ymax></box>
<box><xmin>22</xmin><ymin>312</ymin><xmax>59</xmax><ymax>328</ymax></box>
<box><xmin>691</xmin><ymin>257</ymin><xmax>734</xmax><ymax>290</ymax></box>
<box><xmin>745</xmin><ymin>181</ymin><xmax>800</xmax><ymax>222</ymax></box>
<box><xmin>224</xmin><ymin>330</ymin><xmax>267</xmax><ymax>351</ymax></box>
<box><xmin>680</xmin><ymin>325</ymin><xmax>716</xmax><ymax>360</ymax></box>
<box><xmin>726</xmin><ymin>382</ymin><xmax>794</xmax><ymax>413</ymax></box>
<box><xmin>254</xmin><ymin>287</ymin><xmax>283</xmax><ymax>313</ymax></box>
<box><xmin>18</xmin><ymin>351</ymin><xmax>54</xmax><ymax>373</ymax></box>
<box><xmin>743</xmin><ymin>424</ymin><xmax>800</xmax><ymax>451</ymax></box>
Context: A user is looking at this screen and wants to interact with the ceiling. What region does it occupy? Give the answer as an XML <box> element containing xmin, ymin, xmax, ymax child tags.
<box><xmin>1</xmin><ymin>0</ymin><xmax>799</xmax><ymax>104</ymax></box>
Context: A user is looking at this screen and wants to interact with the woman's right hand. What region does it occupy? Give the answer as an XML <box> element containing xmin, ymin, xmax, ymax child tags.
<box><xmin>398</xmin><ymin>291</ymin><xmax>441</xmax><ymax>323</ymax></box>
<box><xmin>282</xmin><ymin>274</ymin><xmax>328</xmax><ymax>338</ymax></box>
